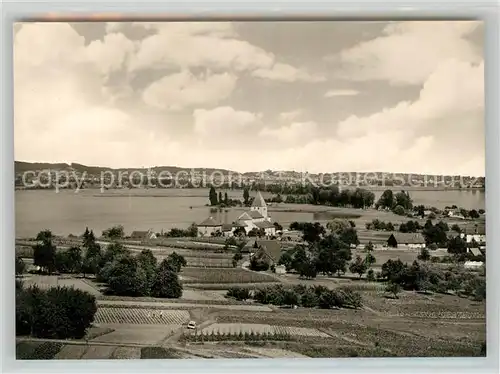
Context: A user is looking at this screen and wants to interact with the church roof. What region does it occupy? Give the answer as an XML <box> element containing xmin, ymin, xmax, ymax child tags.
<box><xmin>198</xmin><ymin>216</ymin><xmax>221</xmax><ymax>227</ymax></box>
<box><xmin>254</xmin><ymin>220</ymin><xmax>275</xmax><ymax>229</ymax></box>
<box><xmin>252</xmin><ymin>191</ymin><xmax>267</xmax><ymax>208</ymax></box>
<box><xmin>249</xmin><ymin>210</ymin><xmax>264</xmax><ymax>219</ymax></box>
<box><xmin>238</xmin><ymin>212</ymin><xmax>253</xmax><ymax>221</ymax></box>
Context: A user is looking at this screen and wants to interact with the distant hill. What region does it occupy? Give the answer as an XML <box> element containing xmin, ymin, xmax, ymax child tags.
<box><xmin>14</xmin><ymin>161</ymin><xmax>485</xmax><ymax>181</ymax></box>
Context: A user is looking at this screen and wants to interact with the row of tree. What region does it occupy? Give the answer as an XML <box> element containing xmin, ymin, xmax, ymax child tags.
<box><xmin>208</xmin><ymin>187</ymin><xmax>253</xmax><ymax>207</ymax></box>
<box><xmin>226</xmin><ymin>284</ymin><xmax>363</xmax><ymax>309</ymax></box>
<box><xmin>28</xmin><ymin>228</ymin><xmax>186</xmax><ymax>298</ymax></box>
<box><xmin>277</xmin><ymin>187</ymin><xmax>376</xmax><ymax>209</ymax></box>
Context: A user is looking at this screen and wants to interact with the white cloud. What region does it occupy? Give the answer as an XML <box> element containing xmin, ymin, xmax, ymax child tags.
<box><xmin>252</xmin><ymin>62</ymin><xmax>326</xmax><ymax>83</ymax></box>
<box><xmin>85</xmin><ymin>33</ymin><xmax>137</xmax><ymax>75</ymax></box>
<box><xmin>128</xmin><ymin>26</ymin><xmax>275</xmax><ymax>73</ymax></box>
<box><xmin>193</xmin><ymin>106</ymin><xmax>261</xmax><ymax>137</ymax></box>
<box><xmin>336</xmin><ymin>59</ymin><xmax>484</xmax><ymax>140</ymax></box>
<box><xmin>279</xmin><ymin>109</ymin><xmax>303</xmax><ymax>121</ymax></box>
<box><xmin>259</xmin><ymin>122</ymin><xmax>318</xmax><ymax>145</ymax></box>
<box><xmin>324</xmin><ymin>89</ymin><xmax>359</xmax><ymax>97</ymax></box>
<box><xmin>142</xmin><ymin>71</ymin><xmax>237</xmax><ymax>110</ymax></box>
<box><xmin>329</xmin><ymin>20</ymin><xmax>482</xmax><ymax>85</ymax></box>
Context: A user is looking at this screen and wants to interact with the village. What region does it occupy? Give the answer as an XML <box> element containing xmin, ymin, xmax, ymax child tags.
<box><xmin>15</xmin><ymin>187</ymin><xmax>486</xmax><ymax>359</ymax></box>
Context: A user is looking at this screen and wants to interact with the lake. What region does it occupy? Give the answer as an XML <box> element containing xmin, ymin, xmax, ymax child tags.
<box><xmin>15</xmin><ymin>188</ymin><xmax>485</xmax><ymax>238</ymax></box>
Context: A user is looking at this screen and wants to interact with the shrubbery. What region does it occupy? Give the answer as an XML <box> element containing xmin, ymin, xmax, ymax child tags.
<box><xmin>380</xmin><ymin>259</ymin><xmax>486</xmax><ymax>300</ymax></box>
<box><xmin>226</xmin><ymin>284</ymin><xmax>362</xmax><ymax>309</ymax></box>
<box><xmin>16</xmin><ymin>284</ymin><xmax>97</xmax><ymax>339</ymax></box>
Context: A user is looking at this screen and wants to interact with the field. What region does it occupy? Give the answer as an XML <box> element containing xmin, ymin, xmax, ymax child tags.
<box><xmin>181</xmin><ymin>267</ymin><xmax>278</xmax><ymax>284</ymax></box>
<box><xmin>94</xmin><ymin>307</ymin><xmax>190</xmax><ymax>325</ymax></box>
<box><xmin>21</xmin><ymin>275</ymin><xmax>102</xmax><ymax>296</ymax></box>
<box><xmin>196</xmin><ymin>323</ymin><xmax>330</xmax><ymax>338</ymax></box>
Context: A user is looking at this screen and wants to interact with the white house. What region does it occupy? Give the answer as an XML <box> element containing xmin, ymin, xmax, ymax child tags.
<box><xmin>387</xmin><ymin>233</ymin><xmax>426</xmax><ymax>249</ymax></box>
<box><xmin>197</xmin><ymin>216</ymin><xmax>222</xmax><ymax>237</ymax></box>
<box><xmin>461</xmin><ymin>233</ymin><xmax>486</xmax><ymax>244</ymax></box>
<box><xmin>464</xmin><ymin>261</ymin><xmax>484</xmax><ymax>270</ymax></box>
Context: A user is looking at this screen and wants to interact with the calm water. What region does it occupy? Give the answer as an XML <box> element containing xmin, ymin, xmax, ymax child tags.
<box><xmin>15</xmin><ymin>188</ymin><xmax>485</xmax><ymax>238</ymax></box>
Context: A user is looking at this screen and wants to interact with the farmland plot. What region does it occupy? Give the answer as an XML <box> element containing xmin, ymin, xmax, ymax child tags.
<box><xmin>199</xmin><ymin>323</ymin><xmax>329</xmax><ymax>338</ymax></box>
<box><xmin>95</xmin><ymin>307</ymin><xmax>190</xmax><ymax>325</ymax></box>
<box><xmin>182</xmin><ymin>268</ymin><xmax>277</xmax><ymax>284</ymax></box>
<box><xmin>54</xmin><ymin>345</ymin><xmax>88</xmax><ymax>359</ymax></box>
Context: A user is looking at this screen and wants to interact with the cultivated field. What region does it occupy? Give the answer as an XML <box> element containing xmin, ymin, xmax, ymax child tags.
<box><xmin>181</xmin><ymin>267</ymin><xmax>278</xmax><ymax>284</ymax></box>
<box><xmin>21</xmin><ymin>275</ymin><xmax>102</xmax><ymax>296</ymax></box>
<box><xmin>196</xmin><ymin>323</ymin><xmax>330</xmax><ymax>338</ymax></box>
<box><xmin>94</xmin><ymin>307</ymin><xmax>190</xmax><ymax>325</ymax></box>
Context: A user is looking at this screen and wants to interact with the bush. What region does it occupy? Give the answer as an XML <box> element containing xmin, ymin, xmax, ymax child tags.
<box><xmin>299</xmin><ymin>288</ymin><xmax>319</xmax><ymax>308</ymax></box>
<box><xmin>385</xmin><ymin>282</ymin><xmax>402</xmax><ymax>299</ymax></box>
<box><xmin>151</xmin><ymin>266</ymin><xmax>183</xmax><ymax>298</ymax></box>
<box><xmin>16</xmin><ymin>256</ymin><xmax>26</xmax><ymax>275</ymax></box>
<box><xmin>226</xmin><ymin>287</ymin><xmax>251</xmax><ymax>301</ymax></box>
<box><xmin>338</xmin><ymin>287</ymin><xmax>363</xmax><ymax>309</ymax></box>
<box><xmin>16</xmin><ymin>284</ymin><xmax>97</xmax><ymax>339</ymax></box>
<box><xmin>366</xmin><ymin>269</ymin><xmax>375</xmax><ymax>282</ymax></box>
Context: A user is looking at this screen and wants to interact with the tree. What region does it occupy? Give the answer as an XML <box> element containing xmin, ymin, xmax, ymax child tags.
<box><xmin>209</xmin><ymin>186</ymin><xmax>218</xmax><ymax>206</ymax></box>
<box><xmin>385</xmin><ymin>282</ymin><xmax>402</xmax><ymax>299</ymax></box>
<box><xmin>282</xmin><ymin>289</ymin><xmax>299</xmax><ymax>307</ymax></box>
<box><xmin>447</xmin><ymin>236</ymin><xmax>468</xmax><ymax>256</ymax></box>
<box><xmin>377</xmin><ymin>190</ymin><xmax>394</xmax><ymax>209</ymax></box>
<box><xmin>451</xmin><ymin>224</ymin><xmax>462</xmax><ymax>233</ymax></box>
<box><xmin>137</xmin><ymin>249</ymin><xmax>158</xmax><ymax>291</ymax></box>
<box><xmin>16</xmin><ymin>285</ymin><xmax>97</xmax><ymax>339</ymax></box>
<box><xmin>224</xmin><ymin>192</ymin><xmax>229</xmax><ymax>205</ymax></box>
<box><xmin>82</xmin><ymin>238</ymin><xmax>102</xmax><ymax>277</ymax></box>
<box><xmin>152</xmin><ymin>260</ymin><xmax>183</xmax><ymax>298</ymax></box>
<box><xmin>102</xmin><ymin>225</ymin><xmax>125</xmax><ymax>240</ymax></box>
<box><xmin>314</xmin><ymin>235</ymin><xmax>352</xmax><ymax>277</ymax></box>
<box><xmin>365</xmin><ymin>241</ymin><xmax>374</xmax><ymax>252</ymax></box>
<box><xmin>364</xmin><ymin>252</ymin><xmax>376</xmax><ymax>267</ymax></box>
<box><xmin>167</xmin><ymin>252</ymin><xmax>187</xmax><ymax>273</ymax></box>
<box><xmin>381</xmin><ymin>259</ymin><xmax>406</xmax><ymax>282</ymax></box>
<box><xmin>278</xmin><ymin>250</ymin><xmax>295</xmax><ymax>271</ymax></box>
<box><xmin>66</xmin><ymin>246</ymin><xmax>83</xmax><ymax>273</ymax></box>
<box><xmin>339</xmin><ymin>227</ymin><xmax>359</xmax><ymax>246</ymax></box>
<box><xmin>417</xmin><ymin>248</ymin><xmax>431</xmax><ymax>262</ymax></box>
<box><xmin>218</xmin><ymin>192</ymin><xmax>223</xmax><ymax>205</ymax></box>
<box><xmin>105</xmin><ymin>256</ymin><xmax>149</xmax><ymax>296</ymax></box>
<box><xmin>186</xmin><ymin>223</ymin><xmax>198</xmax><ymax>237</ymax></box>
<box><xmin>16</xmin><ymin>256</ymin><xmax>26</xmax><ymax>275</ymax></box>
<box><xmin>469</xmin><ymin>209</ymin><xmax>480</xmax><ymax>219</ymax></box>
<box><xmin>394</xmin><ymin>190</ymin><xmax>413</xmax><ymax>210</ymax></box>
<box><xmin>349</xmin><ymin>256</ymin><xmax>368</xmax><ymax>278</ymax></box>
<box><xmin>393</xmin><ymin>205</ymin><xmax>405</xmax><ymax>216</ymax></box>
<box><xmin>243</xmin><ymin>187</ymin><xmax>250</xmax><ymax>206</ymax></box>
<box><xmin>366</xmin><ymin>269</ymin><xmax>375</xmax><ymax>282</ymax></box>
<box><xmin>33</xmin><ymin>231</ymin><xmax>57</xmax><ymax>274</ymax></box>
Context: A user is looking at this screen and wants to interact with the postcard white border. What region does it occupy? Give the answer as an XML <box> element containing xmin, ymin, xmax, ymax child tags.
<box><xmin>1</xmin><ymin>1</ymin><xmax>499</xmax><ymax>373</ymax></box>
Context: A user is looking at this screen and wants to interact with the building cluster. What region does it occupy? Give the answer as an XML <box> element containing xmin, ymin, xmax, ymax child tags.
<box><xmin>197</xmin><ymin>191</ymin><xmax>277</xmax><ymax>238</ymax></box>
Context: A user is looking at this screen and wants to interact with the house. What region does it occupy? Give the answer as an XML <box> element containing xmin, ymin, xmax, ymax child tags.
<box><xmin>197</xmin><ymin>216</ymin><xmax>222</xmax><ymax>237</ymax></box>
<box><xmin>448</xmin><ymin>209</ymin><xmax>465</xmax><ymax>220</ymax></box>
<box><xmin>275</xmin><ymin>265</ymin><xmax>287</xmax><ymax>274</ymax></box>
<box><xmin>461</xmin><ymin>233</ymin><xmax>486</xmax><ymax>244</ymax></box>
<box><xmin>464</xmin><ymin>261</ymin><xmax>484</xmax><ymax>270</ymax></box>
<box><xmin>468</xmin><ymin>247</ymin><xmax>483</xmax><ymax>257</ymax></box>
<box><xmin>387</xmin><ymin>233</ymin><xmax>426</xmax><ymax>249</ymax></box>
<box><xmin>221</xmin><ymin>223</ymin><xmax>234</xmax><ymax>237</ymax></box>
<box><xmin>130</xmin><ymin>229</ymin><xmax>157</xmax><ymax>241</ymax></box>
<box><xmin>249</xmin><ymin>240</ymin><xmax>282</xmax><ymax>266</ymax></box>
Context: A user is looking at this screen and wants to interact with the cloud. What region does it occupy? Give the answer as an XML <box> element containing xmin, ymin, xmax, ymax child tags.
<box><xmin>252</xmin><ymin>62</ymin><xmax>326</xmax><ymax>83</ymax></box>
<box><xmin>259</xmin><ymin>122</ymin><xmax>318</xmax><ymax>145</ymax></box>
<box><xmin>324</xmin><ymin>89</ymin><xmax>359</xmax><ymax>97</ymax></box>
<box><xmin>142</xmin><ymin>71</ymin><xmax>237</xmax><ymax>110</ymax></box>
<box><xmin>279</xmin><ymin>109</ymin><xmax>303</xmax><ymax>121</ymax></box>
<box><xmin>193</xmin><ymin>106</ymin><xmax>262</xmax><ymax>137</ymax></box>
<box><xmin>127</xmin><ymin>23</ymin><xmax>323</xmax><ymax>84</ymax></box>
<box><xmin>328</xmin><ymin>20</ymin><xmax>482</xmax><ymax>85</ymax></box>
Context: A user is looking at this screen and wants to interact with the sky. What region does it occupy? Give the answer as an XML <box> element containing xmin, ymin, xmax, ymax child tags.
<box><xmin>14</xmin><ymin>20</ymin><xmax>485</xmax><ymax>176</ymax></box>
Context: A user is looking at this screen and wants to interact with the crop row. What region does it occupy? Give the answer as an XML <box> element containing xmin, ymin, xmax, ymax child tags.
<box><xmin>394</xmin><ymin>311</ymin><xmax>485</xmax><ymax>319</ymax></box>
<box><xmin>196</xmin><ymin>323</ymin><xmax>329</xmax><ymax>338</ymax></box>
<box><xmin>94</xmin><ymin>307</ymin><xmax>190</xmax><ymax>325</ymax></box>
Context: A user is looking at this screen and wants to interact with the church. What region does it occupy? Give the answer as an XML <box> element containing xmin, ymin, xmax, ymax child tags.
<box><xmin>197</xmin><ymin>191</ymin><xmax>276</xmax><ymax>237</ymax></box>
<box><xmin>234</xmin><ymin>191</ymin><xmax>276</xmax><ymax>236</ymax></box>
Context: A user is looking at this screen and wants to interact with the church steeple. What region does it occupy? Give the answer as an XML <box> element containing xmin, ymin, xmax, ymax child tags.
<box><xmin>250</xmin><ymin>191</ymin><xmax>268</xmax><ymax>219</ymax></box>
